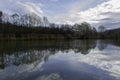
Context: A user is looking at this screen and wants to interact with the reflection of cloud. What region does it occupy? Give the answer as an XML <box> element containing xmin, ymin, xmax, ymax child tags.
<box><xmin>36</xmin><ymin>73</ymin><xmax>62</xmax><ymax>80</ymax></box>
<box><xmin>74</xmin><ymin>45</ymin><xmax>120</xmax><ymax>78</ymax></box>
<box><xmin>0</xmin><ymin>50</ymin><xmax>51</xmax><ymax>80</ymax></box>
<box><xmin>0</xmin><ymin>60</ymin><xmax>44</xmax><ymax>80</ymax></box>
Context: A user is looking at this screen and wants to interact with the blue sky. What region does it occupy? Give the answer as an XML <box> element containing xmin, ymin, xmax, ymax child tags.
<box><xmin>0</xmin><ymin>0</ymin><xmax>120</xmax><ymax>29</ymax></box>
<box><xmin>41</xmin><ymin>0</ymin><xmax>108</xmax><ymax>15</ymax></box>
<box><xmin>40</xmin><ymin>0</ymin><xmax>105</xmax><ymax>17</ymax></box>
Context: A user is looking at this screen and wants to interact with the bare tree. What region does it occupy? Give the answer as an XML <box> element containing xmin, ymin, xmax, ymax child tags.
<box><xmin>12</xmin><ymin>13</ymin><xmax>19</xmax><ymax>25</ymax></box>
<box><xmin>0</xmin><ymin>11</ymin><xmax>3</xmax><ymax>23</ymax></box>
<box><xmin>98</xmin><ymin>25</ymin><xmax>106</xmax><ymax>32</ymax></box>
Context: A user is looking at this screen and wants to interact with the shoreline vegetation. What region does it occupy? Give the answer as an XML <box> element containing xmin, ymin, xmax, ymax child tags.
<box><xmin>0</xmin><ymin>11</ymin><xmax>120</xmax><ymax>40</ymax></box>
<box><xmin>0</xmin><ymin>22</ymin><xmax>97</xmax><ymax>40</ymax></box>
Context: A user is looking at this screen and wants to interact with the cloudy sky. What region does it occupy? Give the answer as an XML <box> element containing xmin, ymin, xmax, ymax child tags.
<box><xmin>0</xmin><ymin>0</ymin><xmax>120</xmax><ymax>29</ymax></box>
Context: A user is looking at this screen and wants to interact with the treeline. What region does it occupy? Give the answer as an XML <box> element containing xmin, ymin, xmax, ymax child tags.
<box><xmin>0</xmin><ymin>10</ymin><xmax>98</xmax><ymax>40</ymax></box>
<box><xmin>0</xmin><ymin>11</ymin><xmax>120</xmax><ymax>40</ymax></box>
<box><xmin>98</xmin><ymin>27</ymin><xmax>120</xmax><ymax>40</ymax></box>
<box><xmin>0</xmin><ymin>22</ymin><xmax>97</xmax><ymax>40</ymax></box>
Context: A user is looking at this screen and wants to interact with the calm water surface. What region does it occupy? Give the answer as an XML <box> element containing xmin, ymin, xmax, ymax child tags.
<box><xmin>0</xmin><ymin>40</ymin><xmax>120</xmax><ymax>80</ymax></box>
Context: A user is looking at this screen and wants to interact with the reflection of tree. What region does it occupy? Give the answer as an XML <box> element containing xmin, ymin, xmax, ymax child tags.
<box><xmin>109</xmin><ymin>40</ymin><xmax>120</xmax><ymax>47</ymax></box>
<box><xmin>98</xmin><ymin>40</ymin><xmax>108</xmax><ymax>51</ymax></box>
<box><xmin>0</xmin><ymin>40</ymin><xmax>97</xmax><ymax>69</ymax></box>
<box><xmin>0</xmin><ymin>50</ymin><xmax>50</xmax><ymax>69</ymax></box>
<box><xmin>0</xmin><ymin>54</ymin><xmax>5</xmax><ymax>69</ymax></box>
<box><xmin>73</xmin><ymin>40</ymin><xmax>97</xmax><ymax>54</ymax></box>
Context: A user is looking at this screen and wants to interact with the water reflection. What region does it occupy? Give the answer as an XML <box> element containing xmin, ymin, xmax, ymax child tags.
<box><xmin>97</xmin><ymin>40</ymin><xmax>108</xmax><ymax>51</ymax></box>
<box><xmin>0</xmin><ymin>40</ymin><xmax>97</xmax><ymax>69</ymax></box>
<box><xmin>0</xmin><ymin>40</ymin><xmax>120</xmax><ymax>80</ymax></box>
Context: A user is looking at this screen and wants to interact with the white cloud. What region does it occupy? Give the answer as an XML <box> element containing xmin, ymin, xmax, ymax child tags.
<box><xmin>77</xmin><ymin>0</ymin><xmax>120</xmax><ymax>29</ymax></box>
<box><xmin>0</xmin><ymin>0</ymin><xmax>120</xmax><ymax>29</ymax></box>
<box><xmin>0</xmin><ymin>0</ymin><xmax>43</xmax><ymax>16</ymax></box>
<box><xmin>52</xmin><ymin>0</ymin><xmax>120</xmax><ymax>29</ymax></box>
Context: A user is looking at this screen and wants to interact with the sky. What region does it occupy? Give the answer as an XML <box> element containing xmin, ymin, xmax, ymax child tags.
<box><xmin>0</xmin><ymin>0</ymin><xmax>120</xmax><ymax>29</ymax></box>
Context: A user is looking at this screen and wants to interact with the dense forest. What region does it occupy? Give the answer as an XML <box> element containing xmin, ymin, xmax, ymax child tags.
<box><xmin>0</xmin><ymin>11</ymin><xmax>120</xmax><ymax>40</ymax></box>
<box><xmin>99</xmin><ymin>28</ymin><xmax>120</xmax><ymax>40</ymax></box>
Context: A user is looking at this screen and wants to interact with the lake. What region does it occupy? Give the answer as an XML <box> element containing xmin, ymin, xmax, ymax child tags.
<box><xmin>0</xmin><ymin>40</ymin><xmax>120</xmax><ymax>80</ymax></box>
